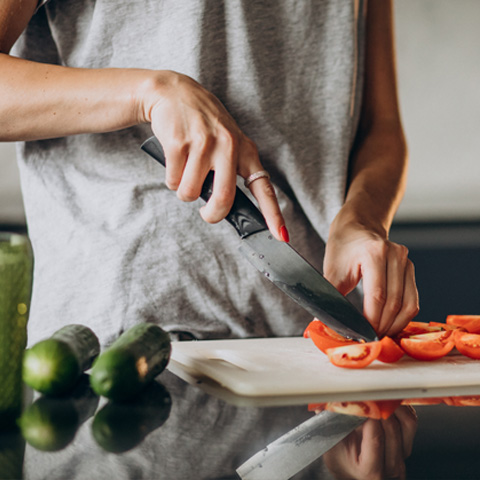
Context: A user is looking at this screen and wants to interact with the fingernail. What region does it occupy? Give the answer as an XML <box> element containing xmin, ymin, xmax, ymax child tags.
<box><xmin>279</xmin><ymin>225</ymin><xmax>290</xmax><ymax>243</ymax></box>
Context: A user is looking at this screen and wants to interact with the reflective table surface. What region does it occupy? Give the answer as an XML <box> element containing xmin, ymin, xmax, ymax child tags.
<box><xmin>2</xmin><ymin>369</ymin><xmax>480</xmax><ymax>480</ymax></box>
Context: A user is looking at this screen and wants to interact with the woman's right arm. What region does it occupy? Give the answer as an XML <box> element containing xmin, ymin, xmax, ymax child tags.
<box><xmin>0</xmin><ymin>0</ymin><xmax>287</xmax><ymax>239</ymax></box>
<box><xmin>0</xmin><ymin>0</ymin><xmax>155</xmax><ymax>141</ymax></box>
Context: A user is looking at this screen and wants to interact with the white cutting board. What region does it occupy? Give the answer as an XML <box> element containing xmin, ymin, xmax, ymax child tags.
<box><xmin>169</xmin><ymin>337</ymin><xmax>480</xmax><ymax>401</ymax></box>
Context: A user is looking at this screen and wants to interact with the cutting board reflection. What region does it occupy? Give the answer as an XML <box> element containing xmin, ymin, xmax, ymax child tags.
<box><xmin>170</xmin><ymin>337</ymin><xmax>480</xmax><ymax>398</ymax></box>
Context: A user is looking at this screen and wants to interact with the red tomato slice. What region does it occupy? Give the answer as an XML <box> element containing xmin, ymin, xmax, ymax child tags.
<box><xmin>378</xmin><ymin>336</ymin><xmax>404</xmax><ymax>363</ymax></box>
<box><xmin>402</xmin><ymin>397</ymin><xmax>445</xmax><ymax>406</ymax></box>
<box><xmin>400</xmin><ymin>331</ymin><xmax>454</xmax><ymax>361</ymax></box>
<box><xmin>404</xmin><ymin>395</ymin><xmax>480</xmax><ymax>407</ymax></box>
<box><xmin>454</xmin><ymin>331</ymin><xmax>480</xmax><ymax>359</ymax></box>
<box><xmin>428</xmin><ymin>322</ymin><xmax>459</xmax><ymax>331</ymax></box>
<box><xmin>464</xmin><ymin>319</ymin><xmax>480</xmax><ymax>334</ymax></box>
<box><xmin>376</xmin><ymin>399</ymin><xmax>404</xmax><ymax>419</ymax></box>
<box><xmin>324</xmin><ymin>401</ymin><xmax>382</xmax><ymax>419</ymax></box>
<box><xmin>395</xmin><ymin>321</ymin><xmax>443</xmax><ymax>340</ymax></box>
<box><xmin>307</xmin><ymin>403</ymin><xmax>326</xmax><ymax>413</ymax></box>
<box><xmin>326</xmin><ymin>342</ymin><xmax>381</xmax><ymax>369</ymax></box>
<box><xmin>445</xmin><ymin>396</ymin><xmax>480</xmax><ymax>407</ymax></box>
<box><xmin>318</xmin><ymin>399</ymin><xmax>402</xmax><ymax>419</ymax></box>
<box><xmin>304</xmin><ymin>319</ymin><xmax>357</xmax><ymax>354</ymax></box>
<box><xmin>446</xmin><ymin>315</ymin><xmax>480</xmax><ymax>333</ymax></box>
<box><xmin>408</xmin><ymin>331</ymin><xmax>452</xmax><ymax>341</ymax></box>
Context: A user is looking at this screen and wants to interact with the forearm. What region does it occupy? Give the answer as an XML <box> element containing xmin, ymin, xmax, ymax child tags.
<box><xmin>331</xmin><ymin>0</ymin><xmax>406</xmax><ymax>239</ymax></box>
<box><xmin>334</xmin><ymin>122</ymin><xmax>408</xmax><ymax>238</ymax></box>
<box><xmin>0</xmin><ymin>54</ymin><xmax>163</xmax><ymax>141</ymax></box>
<box><xmin>0</xmin><ymin>54</ymin><xmax>287</xmax><ymax>238</ymax></box>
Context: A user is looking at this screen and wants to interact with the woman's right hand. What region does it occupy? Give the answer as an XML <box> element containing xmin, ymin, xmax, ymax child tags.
<box><xmin>140</xmin><ymin>71</ymin><xmax>287</xmax><ymax>241</ymax></box>
<box><xmin>1</xmin><ymin>1</ymin><xmax>286</xmax><ymax>239</ymax></box>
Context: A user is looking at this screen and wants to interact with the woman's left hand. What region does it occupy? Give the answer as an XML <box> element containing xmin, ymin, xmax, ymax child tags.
<box><xmin>323</xmin><ymin>222</ymin><xmax>419</xmax><ymax>338</ymax></box>
<box><xmin>323</xmin><ymin>405</ymin><xmax>418</xmax><ymax>480</ymax></box>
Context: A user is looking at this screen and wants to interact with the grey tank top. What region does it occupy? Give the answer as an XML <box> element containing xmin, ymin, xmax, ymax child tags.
<box><xmin>13</xmin><ymin>0</ymin><xmax>366</xmax><ymax>346</ymax></box>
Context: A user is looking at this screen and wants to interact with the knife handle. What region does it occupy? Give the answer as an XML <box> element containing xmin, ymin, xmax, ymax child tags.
<box><xmin>141</xmin><ymin>136</ymin><xmax>268</xmax><ymax>238</ymax></box>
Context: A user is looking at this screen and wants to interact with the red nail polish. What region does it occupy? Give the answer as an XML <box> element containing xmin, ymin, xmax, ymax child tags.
<box><xmin>280</xmin><ymin>225</ymin><xmax>290</xmax><ymax>243</ymax></box>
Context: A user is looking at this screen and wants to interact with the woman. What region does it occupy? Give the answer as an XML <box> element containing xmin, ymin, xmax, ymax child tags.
<box><xmin>0</xmin><ymin>0</ymin><xmax>418</xmax><ymax>346</ymax></box>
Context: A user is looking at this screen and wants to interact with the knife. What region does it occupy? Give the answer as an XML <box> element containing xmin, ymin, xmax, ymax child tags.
<box><xmin>141</xmin><ymin>136</ymin><xmax>378</xmax><ymax>342</ymax></box>
<box><xmin>236</xmin><ymin>410</ymin><xmax>366</xmax><ymax>480</ymax></box>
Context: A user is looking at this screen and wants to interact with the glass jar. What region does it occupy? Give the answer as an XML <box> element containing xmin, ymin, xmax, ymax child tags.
<box><xmin>0</xmin><ymin>232</ymin><xmax>33</xmax><ymax>429</ymax></box>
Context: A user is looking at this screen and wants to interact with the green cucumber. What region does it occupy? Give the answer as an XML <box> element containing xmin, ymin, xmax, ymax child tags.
<box><xmin>18</xmin><ymin>374</ymin><xmax>99</xmax><ymax>452</ymax></box>
<box><xmin>92</xmin><ymin>380</ymin><xmax>171</xmax><ymax>453</ymax></box>
<box><xmin>22</xmin><ymin>324</ymin><xmax>100</xmax><ymax>396</ymax></box>
<box><xmin>90</xmin><ymin>323</ymin><xmax>171</xmax><ymax>401</ymax></box>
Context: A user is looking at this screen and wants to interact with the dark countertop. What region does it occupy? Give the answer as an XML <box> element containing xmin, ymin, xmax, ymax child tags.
<box><xmin>2</xmin><ymin>369</ymin><xmax>480</xmax><ymax>480</ymax></box>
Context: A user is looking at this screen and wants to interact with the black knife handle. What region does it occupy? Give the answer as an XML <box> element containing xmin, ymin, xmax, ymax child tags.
<box><xmin>141</xmin><ymin>136</ymin><xmax>268</xmax><ymax>238</ymax></box>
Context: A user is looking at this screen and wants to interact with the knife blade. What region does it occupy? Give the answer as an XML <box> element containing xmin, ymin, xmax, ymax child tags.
<box><xmin>141</xmin><ymin>136</ymin><xmax>378</xmax><ymax>342</ymax></box>
<box><xmin>236</xmin><ymin>410</ymin><xmax>366</xmax><ymax>480</ymax></box>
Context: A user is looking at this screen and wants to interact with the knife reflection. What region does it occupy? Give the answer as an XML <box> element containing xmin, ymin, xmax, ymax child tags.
<box><xmin>236</xmin><ymin>410</ymin><xmax>365</xmax><ymax>480</ymax></box>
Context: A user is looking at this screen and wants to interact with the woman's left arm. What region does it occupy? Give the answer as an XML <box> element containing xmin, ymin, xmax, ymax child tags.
<box><xmin>323</xmin><ymin>0</ymin><xmax>419</xmax><ymax>337</ymax></box>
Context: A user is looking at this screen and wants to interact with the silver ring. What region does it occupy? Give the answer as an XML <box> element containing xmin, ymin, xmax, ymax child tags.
<box><xmin>244</xmin><ymin>170</ymin><xmax>270</xmax><ymax>188</ymax></box>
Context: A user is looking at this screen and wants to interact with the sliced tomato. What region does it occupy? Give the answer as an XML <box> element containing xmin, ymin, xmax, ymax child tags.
<box><xmin>463</xmin><ymin>318</ymin><xmax>480</xmax><ymax>334</ymax></box>
<box><xmin>402</xmin><ymin>397</ymin><xmax>445</xmax><ymax>406</ymax></box>
<box><xmin>326</xmin><ymin>342</ymin><xmax>381</xmax><ymax>369</ymax></box>
<box><xmin>400</xmin><ymin>331</ymin><xmax>454</xmax><ymax>361</ymax></box>
<box><xmin>453</xmin><ymin>331</ymin><xmax>480</xmax><ymax>359</ymax></box>
<box><xmin>445</xmin><ymin>396</ymin><xmax>480</xmax><ymax>407</ymax></box>
<box><xmin>304</xmin><ymin>319</ymin><xmax>357</xmax><ymax>354</ymax></box>
<box><xmin>319</xmin><ymin>399</ymin><xmax>402</xmax><ymax>419</ymax></box>
<box><xmin>408</xmin><ymin>331</ymin><xmax>452</xmax><ymax>341</ymax></box>
<box><xmin>378</xmin><ymin>336</ymin><xmax>404</xmax><ymax>363</ymax></box>
<box><xmin>307</xmin><ymin>403</ymin><xmax>326</xmax><ymax>413</ymax></box>
<box><xmin>446</xmin><ymin>315</ymin><xmax>480</xmax><ymax>333</ymax></box>
<box><xmin>395</xmin><ymin>321</ymin><xmax>443</xmax><ymax>339</ymax></box>
<box><xmin>375</xmin><ymin>399</ymin><xmax>404</xmax><ymax>419</ymax></box>
<box><xmin>428</xmin><ymin>321</ymin><xmax>460</xmax><ymax>331</ymax></box>
<box><xmin>324</xmin><ymin>401</ymin><xmax>382</xmax><ymax>419</ymax></box>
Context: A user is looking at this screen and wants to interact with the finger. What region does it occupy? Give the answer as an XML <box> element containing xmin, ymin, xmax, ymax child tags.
<box><xmin>323</xmin><ymin>428</ymin><xmax>364</xmax><ymax>479</ymax></box>
<box><xmin>175</xmin><ymin>155</ymin><xmax>207</xmax><ymax>202</ymax></box>
<box><xmin>199</xmin><ymin>139</ymin><xmax>238</xmax><ymax>223</ymax></box>
<box><xmin>384</xmin><ymin>261</ymin><xmax>420</xmax><ymax>337</ymax></box>
<box><xmin>237</xmin><ymin>139</ymin><xmax>287</xmax><ymax>242</ymax></box>
<box><xmin>162</xmin><ymin>140</ymin><xmax>189</xmax><ymax>191</ymax></box>
<box><xmin>376</xmin><ymin>245</ymin><xmax>409</xmax><ymax>336</ymax></box>
<box><xmin>175</xmin><ymin>134</ymin><xmax>215</xmax><ymax>202</ymax></box>
<box><xmin>358</xmin><ymin>419</ymin><xmax>385</xmax><ymax>475</ymax></box>
<box><xmin>381</xmin><ymin>416</ymin><xmax>407</xmax><ymax>479</ymax></box>
<box><xmin>361</xmin><ymin>250</ymin><xmax>388</xmax><ymax>333</ymax></box>
<box><xmin>394</xmin><ymin>405</ymin><xmax>418</xmax><ymax>458</ymax></box>
<box><xmin>247</xmin><ymin>176</ymin><xmax>287</xmax><ymax>242</ymax></box>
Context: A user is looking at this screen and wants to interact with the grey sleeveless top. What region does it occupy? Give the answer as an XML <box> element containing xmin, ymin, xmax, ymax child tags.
<box><xmin>13</xmin><ymin>0</ymin><xmax>366</xmax><ymax>346</ymax></box>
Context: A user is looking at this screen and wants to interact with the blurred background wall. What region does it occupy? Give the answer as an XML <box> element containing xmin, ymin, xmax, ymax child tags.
<box><xmin>392</xmin><ymin>0</ymin><xmax>480</xmax><ymax>323</ymax></box>
<box><xmin>1</xmin><ymin>0</ymin><xmax>479</xmax><ymax>319</ymax></box>
<box><xmin>394</xmin><ymin>0</ymin><xmax>480</xmax><ymax>222</ymax></box>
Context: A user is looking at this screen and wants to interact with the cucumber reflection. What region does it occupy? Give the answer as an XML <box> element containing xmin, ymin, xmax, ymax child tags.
<box><xmin>91</xmin><ymin>381</ymin><xmax>172</xmax><ymax>453</ymax></box>
<box><xmin>18</xmin><ymin>374</ymin><xmax>98</xmax><ymax>452</ymax></box>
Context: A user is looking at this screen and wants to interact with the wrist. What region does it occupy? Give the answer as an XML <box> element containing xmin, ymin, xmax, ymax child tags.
<box><xmin>329</xmin><ymin>205</ymin><xmax>389</xmax><ymax>242</ymax></box>
<box><xmin>134</xmin><ymin>69</ymin><xmax>179</xmax><ymax>125</ymax></box>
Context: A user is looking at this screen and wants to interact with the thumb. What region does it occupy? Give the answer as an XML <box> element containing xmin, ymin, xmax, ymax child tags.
<box><xmin>323</xmin><ymin>254</ymin><xmax>359</xmax><ymax>296</ymax></box>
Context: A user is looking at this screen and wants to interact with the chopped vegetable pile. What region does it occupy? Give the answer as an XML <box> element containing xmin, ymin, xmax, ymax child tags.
<box><xmin>304</xmin><ymin>315</ymin><xmax>480</xmax><ymax>369</ymax></box>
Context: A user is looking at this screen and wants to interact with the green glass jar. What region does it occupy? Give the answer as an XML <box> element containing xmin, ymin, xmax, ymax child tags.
<box><xmin>0</xmin><ymin>232</ymin><xmax>33</xmax><ymax>429</ymax></box>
